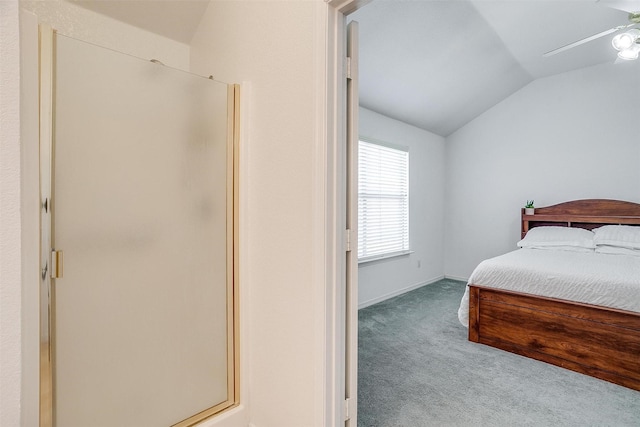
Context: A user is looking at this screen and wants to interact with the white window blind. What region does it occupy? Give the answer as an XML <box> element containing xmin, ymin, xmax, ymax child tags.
<box><xmin>358</xmin><ymin>139</ymin><xmax>409</xmax><ymax>261</ymax></box>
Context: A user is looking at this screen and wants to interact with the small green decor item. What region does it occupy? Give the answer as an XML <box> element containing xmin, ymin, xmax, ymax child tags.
<box><xmin>525</xmin><ymin>200</ymin><xmax>535</xmax><ymax>215</ymax></box>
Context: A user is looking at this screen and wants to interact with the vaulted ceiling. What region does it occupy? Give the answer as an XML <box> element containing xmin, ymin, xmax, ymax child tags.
<box><xmin>350</xmin><ymin>0</ymin><xmax>640</xmax><ymax>136</ymax></box>
<box><xmin>69</xmin><ymin>0</ymin><xmax>640</xmax><ymax>137</ymax></box>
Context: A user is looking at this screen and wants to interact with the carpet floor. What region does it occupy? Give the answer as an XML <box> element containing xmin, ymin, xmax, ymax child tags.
<box><xmin>358</xmin><ymin>278</ymin><xmax>640</xmax><ymax>426</ymax></box>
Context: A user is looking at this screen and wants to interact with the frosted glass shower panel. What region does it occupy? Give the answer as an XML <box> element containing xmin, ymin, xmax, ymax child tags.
<box><xmin>53</xmin><ymin>34</ymin><xmax>231</xmax><ymax>426</ymax></box>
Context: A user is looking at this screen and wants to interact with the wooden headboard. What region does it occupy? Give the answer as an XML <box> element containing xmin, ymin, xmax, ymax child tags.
<box><xmin>521</xmin><ymin>199</ymin><xmax>640</xmax><ymax>238</ymax></box>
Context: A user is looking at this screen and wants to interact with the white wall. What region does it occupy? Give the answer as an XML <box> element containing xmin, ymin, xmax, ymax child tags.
<box><xmin>358</xmin><ymin>108</ymin><xmax>445</xmax><ymax>307</ymax></box>
<box><xmin>444</xmin><ymin>61</ymin><xmax>640</xmax><ymax>280</ymax></box>
<box><xmin>189</xmin><ymin>1</ymin><xmax>328</xmax><ymax>426</ymax></box>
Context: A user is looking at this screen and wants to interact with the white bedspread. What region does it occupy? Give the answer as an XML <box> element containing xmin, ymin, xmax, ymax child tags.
<box><xmin>458</xmin><ymin>248</ymin><xmax>640</xmax><ymax>327</ymax></box>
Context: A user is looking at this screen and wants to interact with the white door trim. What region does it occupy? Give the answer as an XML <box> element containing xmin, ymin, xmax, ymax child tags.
<box><xmin>324</xmin><ymin>1</ymin><xmax>369</xmax><ymax>425</ymax></box>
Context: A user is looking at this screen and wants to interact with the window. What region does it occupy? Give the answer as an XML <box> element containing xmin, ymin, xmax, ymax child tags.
<box><xmin>358</xmin><ymin>139</ymin><xmax>409</xmax><ymax>261</ymax></box>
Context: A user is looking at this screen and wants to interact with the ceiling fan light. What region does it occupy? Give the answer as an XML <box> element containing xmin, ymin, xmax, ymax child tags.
<box><xmin>613</xmin><ymin>28</ymin><xmax>640</xmax><ymax>51</ymax></box>
<box><xmin>617</xmin><ymin>44</ymin><xmax>640</xmax><ymax>60</ymax></box>
<box><xmin>612</xmin><ymin>33</ymin><xmax>635</xmax><ymax>51</ymax></box>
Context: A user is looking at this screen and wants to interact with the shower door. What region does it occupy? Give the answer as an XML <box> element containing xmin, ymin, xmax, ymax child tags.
<box><xmin>43</xmin><ymin>30</ymin><xmax>237</xmax><ymax>427</ymax></box>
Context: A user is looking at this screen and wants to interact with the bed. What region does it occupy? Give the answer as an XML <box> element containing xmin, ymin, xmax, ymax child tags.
<box><xmin>460</xmin><ymin>199</ymin><xmax>640</xmax><ymax>392</ymax></box>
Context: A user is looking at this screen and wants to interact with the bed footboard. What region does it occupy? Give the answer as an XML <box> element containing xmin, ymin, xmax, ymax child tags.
<box><xmin>468</xmin><ymin>285</ymin><xmax>640</xmax><ymax>392</ymax></box>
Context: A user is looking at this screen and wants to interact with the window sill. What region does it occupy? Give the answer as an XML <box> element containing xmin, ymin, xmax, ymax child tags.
<box><xmin>358</xmin><ymin>250</ymin><xmax>413</xmax><ymax>265</ymax></box>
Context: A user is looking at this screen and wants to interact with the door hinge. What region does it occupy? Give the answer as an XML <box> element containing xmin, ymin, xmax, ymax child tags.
<box><xmin>345</xmin><ymin>229</ymin><xmax>352</xmax><ymax>252</ymax></box>
<box><xmin>346</xmin><ymin>56</ymin><xmax>352</xmax><ymax>80</ymax></box>
<box><xmin>344</xmin><ymin>397</ymin><xmax>352</xmax><ymax>421</ymax></box>
<box><xmin>51</xmin><ymin>249</ymin><xmax>63</xmax><ymax>279</ymax></box>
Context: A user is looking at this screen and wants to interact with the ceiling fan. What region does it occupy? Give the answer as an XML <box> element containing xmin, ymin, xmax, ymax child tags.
<box><xmin>543</xmin><ymin>8</ymin><xmax>640</xmax><ymax>60</ymax></box>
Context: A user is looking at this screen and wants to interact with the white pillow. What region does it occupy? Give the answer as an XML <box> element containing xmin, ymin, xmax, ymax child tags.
<box><xmin>593</xmin><ymin>225</ymin><xmax>640</xmax><ymax>250</ymax></box>
<box><xmin>595</xmin><ymin>244</ymin><xmax>640</xmax><ymax>256</ymax></box>
<box><xmin>517</xmin><ymin>226</ymin><xmax>595</xmax><ymax>249</ymax></box>
<box><xmin>522</xmin><ymin>245</ymin><xmax>595</xmax><ymax>253</ymax></box>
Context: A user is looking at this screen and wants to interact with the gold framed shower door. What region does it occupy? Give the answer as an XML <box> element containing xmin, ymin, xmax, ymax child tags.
<box><xmin>39</xmin><ymin>25</ymin><xmax>240</xmax><ymax>427</ymax></box>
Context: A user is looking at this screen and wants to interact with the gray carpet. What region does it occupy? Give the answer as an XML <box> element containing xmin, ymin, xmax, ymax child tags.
<box><xmin>358</xmin><ymin>278</ymin><xmax>640</xmax><ymax>427</ymax></box>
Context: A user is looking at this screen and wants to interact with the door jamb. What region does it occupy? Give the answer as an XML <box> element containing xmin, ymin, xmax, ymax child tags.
<box><xmin>324</xmin><ymin>1</ymin><xmax>370</xmax><ymax>425</ymax></box>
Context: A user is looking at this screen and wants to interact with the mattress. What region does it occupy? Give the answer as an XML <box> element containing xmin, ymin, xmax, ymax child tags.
<box><xmin>458</xmin><ymin>248</ymin><xmax>640</xmax><ymax>327</ymax></box>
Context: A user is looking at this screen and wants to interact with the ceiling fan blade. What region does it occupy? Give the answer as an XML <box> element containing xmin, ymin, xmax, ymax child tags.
<box><xmin>543</xmin><ymin>25</ymin><xmax>630</xmax><ymax>57</ymax></box>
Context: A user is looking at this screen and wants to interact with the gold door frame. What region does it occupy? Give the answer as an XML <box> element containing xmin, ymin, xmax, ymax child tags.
<box><xmin>38</xmin><ymin>24</ymin><xmax>54</xmax><ymax>427</ymax></box>
<box><xmin>38</xmin><ymin>24</ymin><xmax>240</xmax><ymax>427</ymax></box>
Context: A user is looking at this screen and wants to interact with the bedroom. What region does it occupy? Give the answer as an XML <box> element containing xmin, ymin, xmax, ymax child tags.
<box><xmin>353</xmin><ymin>2</ymin><xmax>640</xmax><ymax>424</ymax></box>
<box><xmin>352</xmin><ymin>0</ymin><xmax>640</xmax><ymax>308</ymax></box>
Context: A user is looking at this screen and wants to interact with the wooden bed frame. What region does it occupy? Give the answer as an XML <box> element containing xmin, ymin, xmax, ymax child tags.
<box><xmin>468</xmin><ymin>199</ymin><xmax>640</xmax><ymax>392</ymax></box>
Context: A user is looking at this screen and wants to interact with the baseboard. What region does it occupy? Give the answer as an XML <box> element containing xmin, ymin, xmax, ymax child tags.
<box><xmin>358</xmin><ymin>275</ymin><xmax>445</xmax><ymax>309</ymax></box>
<box><xmin>444</xmin><ymin>274</ymin><xmax>469</xmax><ymax>283</ymax></box>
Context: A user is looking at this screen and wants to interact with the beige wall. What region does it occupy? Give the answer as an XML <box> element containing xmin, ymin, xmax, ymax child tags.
<box><xmin>20</xmin><ymin>0</ymin><xmax>190</xmax><ymax>68</ymax></box>
<box><xmin>0</xmin><ymin>1</ymin><xmax>22</xmax><ymax>426</ymax></box>
<box><xmin>190</xmin><ymin>1</ymin><xmax>329</xmax><ymax>426</ymax></box>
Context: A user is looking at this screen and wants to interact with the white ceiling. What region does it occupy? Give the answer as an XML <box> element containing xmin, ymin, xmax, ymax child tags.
<box><xmin>350</xmin><ymin>0</ymin><xmax>640</xmax><ymax>136</ymax></box>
